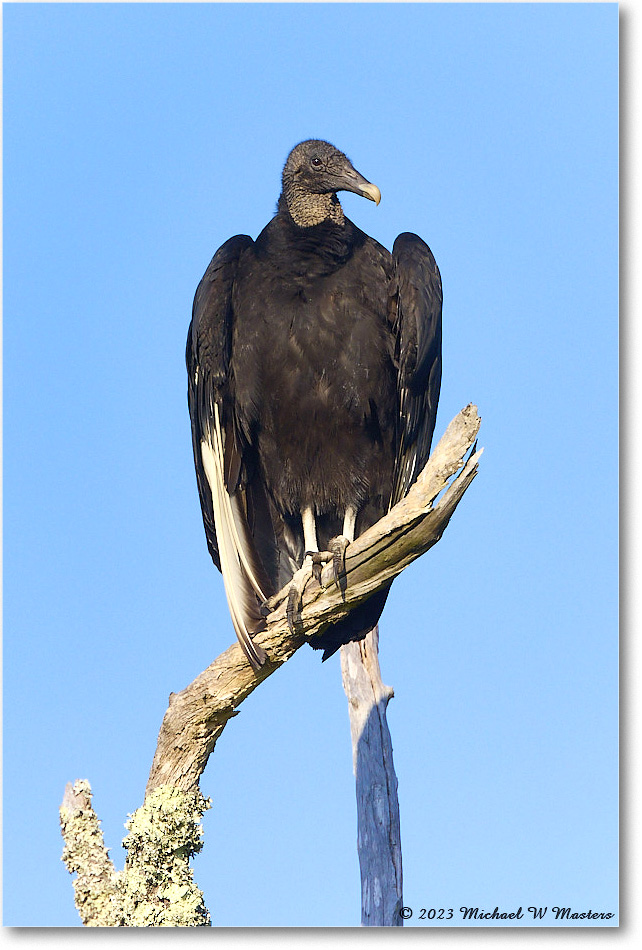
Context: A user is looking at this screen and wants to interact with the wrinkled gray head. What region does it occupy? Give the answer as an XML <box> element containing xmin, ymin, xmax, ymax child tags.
<box><xmin>281</xmin><ymin>140</ymin><xmax>380</xmax><ymax>227</ymax></box>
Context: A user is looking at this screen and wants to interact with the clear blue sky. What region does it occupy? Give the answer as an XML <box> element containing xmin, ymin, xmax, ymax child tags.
<box><xmin>3</xmin><ymin>2</ymin><xmax>618</xmax><ymax>929</ymax></box>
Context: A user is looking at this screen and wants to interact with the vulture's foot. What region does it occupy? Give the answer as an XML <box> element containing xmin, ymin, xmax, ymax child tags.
<box><xmin>307</xmin><ymin>550</ymin><xmax>334</xmax><ymax>585</ymax></box>
<box><xmin>286</xmin><ymin>554</ymin><xmax>317</xmax><ymax>634</ymax></box>
<box><xmin>285</xmin><ymin>546</ymin><xmax>343</xmax><ymax>632</ymax></box>
<box><xmin>265</xmin><ymin>538</ymin><xmax>351</xmax><ymax>631</ymax></box>
<box><xmin>326</xmin><ymin>535</ymin><xmax>350</xmax><ymax>592</ymax></box>
<box><xmin>305</xmin><ymin>539</ymin><xmax>351</xmax><ymax>589</ymax></box>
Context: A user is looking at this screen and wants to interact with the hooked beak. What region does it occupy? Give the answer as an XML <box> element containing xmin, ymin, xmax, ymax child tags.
<box><xmin>358</xmin><ymin>181</ymin><xmax>382</xmax><ymax>205</ymax></box>
<box><xmin>335</xmin><ymin>167</ymin><xmax>381</xmax><ymax>205</ymax></box>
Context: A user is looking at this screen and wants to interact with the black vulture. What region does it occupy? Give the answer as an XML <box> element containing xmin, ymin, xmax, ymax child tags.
<box><xmin>187</xmin><ymin>140</ymin><xmax>442</xmax><ymax>669</ymax></box>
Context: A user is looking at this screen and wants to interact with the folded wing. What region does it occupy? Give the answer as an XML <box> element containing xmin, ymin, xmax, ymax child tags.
<box><xmin>186</xmin><ymin>235</ymin><xmax>272</xmax><ymax>670</ymax></box>
<box><xmin>390</xmin><ymin>232</ymin><xmax>443</xmax><ymax>506</ymax></box>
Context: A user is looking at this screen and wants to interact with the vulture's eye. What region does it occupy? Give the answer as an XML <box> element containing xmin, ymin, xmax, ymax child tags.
<box><xmin>310</xmin><ymin>157</ymin><xmax>323</xmax><ymax>168</ymax></box>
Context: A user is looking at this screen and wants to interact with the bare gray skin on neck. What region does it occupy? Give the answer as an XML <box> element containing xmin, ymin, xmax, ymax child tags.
<box><xmin>284</xmin><ymin>185</ymin><xmax>345</xmax><ymax>228</ymax></box>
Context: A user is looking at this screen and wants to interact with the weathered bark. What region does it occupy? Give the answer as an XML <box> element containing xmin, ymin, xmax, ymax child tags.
<box><xmin>60</xmin><ymin>404</ymin><xmax>482</xmax><ymax>926</ymax></box>
<box><xmin>341</xmin><ymin>628</ymin><xmax>403</xmax><ymax>926</ymax></box>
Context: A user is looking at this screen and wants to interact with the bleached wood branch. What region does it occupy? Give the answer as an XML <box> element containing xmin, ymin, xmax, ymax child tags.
<box><xmin>146</xmin><ymin>403</ymin><xmax>482</xmax><ymax>794</ymax></box>
<box><xmin>60</xmin><ymin>404</ymin><xmax>481</xmax><ymax>925</ymax></box>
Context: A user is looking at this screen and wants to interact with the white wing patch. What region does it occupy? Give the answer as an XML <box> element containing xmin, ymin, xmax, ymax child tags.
<box><xmin>200</xmin><ymin>403</ymin><xmax>267</xmax><ymax>669</ymax></box>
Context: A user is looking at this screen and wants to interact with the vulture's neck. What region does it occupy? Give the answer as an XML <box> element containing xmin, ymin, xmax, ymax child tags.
<box><xmin>280</xmin><ymin>188</ymin><xmax>345</xmax><ymax>228</ymax></box>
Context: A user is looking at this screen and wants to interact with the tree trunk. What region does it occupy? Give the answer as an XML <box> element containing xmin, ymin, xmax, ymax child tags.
<box><xmin>341</xmin><ymin>627</ymin><xmax>403</xmax><ymax>926</ymax></box>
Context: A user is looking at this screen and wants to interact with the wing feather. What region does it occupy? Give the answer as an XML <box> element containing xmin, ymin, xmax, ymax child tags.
<box><xmin>186</xmin><ymin>234</ymin><xmax>270</xmax><ymax>669</ymax></box>
<box><xmin>390</xmin><ymin>232</ymin><xmax>443</xmax><ymax>506</ymax></box>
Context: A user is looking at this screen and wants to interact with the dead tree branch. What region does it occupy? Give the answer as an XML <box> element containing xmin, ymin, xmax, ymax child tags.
<box><xmin>146</xmin><ymin>403</ymin><xmax>481</xmax><ymax>794</ymax></box>
<box><xmin>60</xmin><ymin>404</ymin><xmax>482</xmax><ymax>925</ymax></box>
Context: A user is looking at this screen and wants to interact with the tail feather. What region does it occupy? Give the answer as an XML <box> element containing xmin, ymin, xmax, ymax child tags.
<box><xmin>211</xmin><ymin>405</ymin><xmax>270</xmax><ymax>602</ymax></box>
<box><xmin>200</xmin><ymin>409</ymin><xmax>268</xmax><ymax>670</ymax></box>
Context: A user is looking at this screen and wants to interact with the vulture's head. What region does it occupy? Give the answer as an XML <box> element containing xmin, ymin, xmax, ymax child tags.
<box><xmin>281</xmin><ymin>140</ymin><xmax>380</xmax><ymax>227</ymax></box>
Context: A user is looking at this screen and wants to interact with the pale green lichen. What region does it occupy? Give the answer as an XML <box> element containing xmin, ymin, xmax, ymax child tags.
<box><xmin>61</xmin><ymin>781</ymin><xmax>212</xmax><ymax>927</ymax></box>
<box><xmin>59</xmin><ymin>780</ymin><xmax>122</xmax><ymax>926</ymax></box>
<box><xmin>117</xmin><ymin>785</ymin><xmax>212</xmax><ymax>926</ymax></box>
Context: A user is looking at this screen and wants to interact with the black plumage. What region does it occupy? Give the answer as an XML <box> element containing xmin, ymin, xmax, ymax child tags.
<box><xmin>186</xmin><ymin>140</ymin><xmax>442</xmax><ymax>668</ymax></box>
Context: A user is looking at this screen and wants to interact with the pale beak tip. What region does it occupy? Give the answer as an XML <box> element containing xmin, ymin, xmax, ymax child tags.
<box><xmin>361</xmin><ymin>182</ymin><xmax>381</xmax><ymax>206</ymax></box>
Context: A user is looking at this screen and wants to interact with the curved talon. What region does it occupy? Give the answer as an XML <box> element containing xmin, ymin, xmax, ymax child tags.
<box><xmin>286</xmin><ymin>554</ymin><xmax>315</xmax><ymax>634</ymax></box>
<box><xmin>327</xmin><ymin>535</ymin><xmax>350</xmax><ymax>593</ymax></box>
<box><xmin>279</xmin><ymin>538</ymin><xmax>351</xmax><ymax>633</ymax></box>
<box><xmin>309</xmin><ymin>550</ymin><xmax>333</xmax><ymax>584</ymax></box>
<box><xmin>286</xmin><ymin>585</ymin><xmax>302</xmax><ymax>634</ymax></box>
<box><xmin>265</xmin><ymin>589</ymin><xmax>286</xmax><ymax>612</ymax></box>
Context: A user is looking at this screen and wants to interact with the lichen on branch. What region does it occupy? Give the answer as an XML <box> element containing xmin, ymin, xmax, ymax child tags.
<box><xmin>59</xmin><ymin>780</ymin><xmax>121</xmax><ymax>926</ymax></box>
<box><xmin>119</xmin><ymin>785</ymin><xmax>211</xmax><ymax>926</ymax></box>
<box><xmin>60</xmin><ymin>781</ymin><xmax>212</xmax><ymax>926</ymax></box>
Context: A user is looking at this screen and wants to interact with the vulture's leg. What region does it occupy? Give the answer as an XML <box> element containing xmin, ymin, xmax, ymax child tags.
<box><xmin>286</xmin><ymin>506</ymin><xmax>321</xmax><ymax>633</ymax></box>
<box><xmin>285</xmin><ymin>505</ymin><xmax>359</xmax><ymax>632</ymax></box>
<box><xmin>302</xmin><ymin>506</ymin><xmax>332</xmax><ymax>583</ymax></box>
<box><xmin>322</xmin><ymin>504</ymin><xmax>357</xmax><ymax>591</ymax></box>
<box><xmin>343</xmin><ymin>505</ymin><xmax>357</xmax><ymax>543</ymax></box>
<box><xmin>302</xmin><ymin>505</ymin><xmax>319</xmax><ymax>554</ymax></box>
